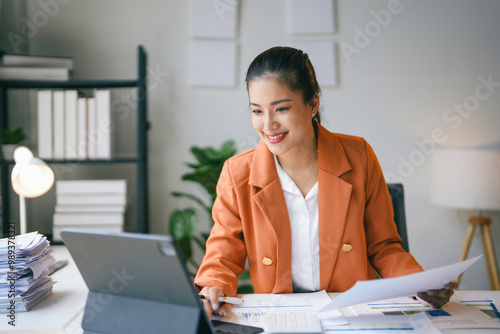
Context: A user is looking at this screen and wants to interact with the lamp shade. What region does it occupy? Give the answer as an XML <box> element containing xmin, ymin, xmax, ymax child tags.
<box><xmin>431</xmin><ymin>148</ymin><xmax>500</xmax><ymax>211</ymax></box>
<box><xmin>11</xmin><ymin>146</ymin><xmax>54</xmax><ymax>198</ymax></box>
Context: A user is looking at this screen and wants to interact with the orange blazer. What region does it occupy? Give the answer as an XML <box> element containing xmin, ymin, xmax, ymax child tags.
<box><xmin>194</xmin><ymin>124</ymin><xmax>423</xmax><ymax>297</ymax></box>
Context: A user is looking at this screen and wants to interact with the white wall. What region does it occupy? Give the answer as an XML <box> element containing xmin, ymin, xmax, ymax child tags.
<box><xmin>3</xmin><ymin>0</ymin><xmax>499</xmax><ymax>290</ymax></box>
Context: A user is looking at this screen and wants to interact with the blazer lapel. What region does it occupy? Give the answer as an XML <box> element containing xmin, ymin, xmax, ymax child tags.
<box><xmin>316</xmin><ymin>125</ymin><xmax>353</xmax><ymax>290</ymax></box>
<box><xmin>250</xmin><ymin>141</ymin><xmax>293</xmax><ymax>292</ymax></box>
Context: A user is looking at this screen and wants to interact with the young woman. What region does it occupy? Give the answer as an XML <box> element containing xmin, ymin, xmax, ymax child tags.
<box><xmin>194</xmin><ymin>46</ymin><xmax>456</xmax><ymax>319</ymax></box>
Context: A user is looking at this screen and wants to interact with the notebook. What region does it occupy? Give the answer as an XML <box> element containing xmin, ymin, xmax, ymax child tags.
<box><xmin>60</xmin><ymin>229</ymin><xmax>263</xmax><ymax>334</ymax></box>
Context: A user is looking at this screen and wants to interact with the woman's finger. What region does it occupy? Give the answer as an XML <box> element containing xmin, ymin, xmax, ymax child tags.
<box><xmin>445</xmin><ymin>281</ymin><xmax>459</xmax><ymax>290</ymax></box>
<box><xmin>217</xmin><ymin>303</ymin><xmax>233</xmax><ymax>318</ymax></box>
<box><xmin>202</xmin><ymin>299</ymin><xmax>213</xmax><ymax>319</ymax></box>
<box><xmin>417</xmin><ymin>292</ymin><xmax>449</xmax><ymax>309</ymax></box>
<box><xmin>209</xmin><ymin>288</ymin><xmax>223</xmax><ymax>312</ymax></box>
<box><xmin>425</xmin><ymin>288</ymin><xmax>454</xmax><ymax>299</ymax></box>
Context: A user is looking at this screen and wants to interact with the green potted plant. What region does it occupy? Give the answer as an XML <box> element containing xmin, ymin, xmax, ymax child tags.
<box><xmin>1</xmin><ymin>127</ymin><xmax>27</xmax><ymax>160</ymax></box>
<box><xmin>168</xmin><ymin>140</ymin><xmax>253</xmax><ymax>293</ymax></box>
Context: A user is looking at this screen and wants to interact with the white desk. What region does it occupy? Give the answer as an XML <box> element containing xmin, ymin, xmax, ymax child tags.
<box><xmin>0</xmin><ymin>246</ymin><xmax>498</xmax><ymax>333</ymax></box>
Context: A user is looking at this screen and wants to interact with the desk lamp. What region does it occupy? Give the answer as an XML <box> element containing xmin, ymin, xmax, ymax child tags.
<box><xmin>431</xmin><ymin>148</ymin><xmax>500</xmax><ymax>290</ymax></box>
<box><xmin>11</xmin><ymin>146</ymin><xmax>55</xmax><ymax>235</ymax></box>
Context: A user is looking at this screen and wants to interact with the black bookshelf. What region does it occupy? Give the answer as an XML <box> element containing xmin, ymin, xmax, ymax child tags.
<box><xmin>0</xmin><ymin>46</ymin><xmax>150</xmax><ymax>237</ymax></box>
<box><xmin>0</xmin><ymin>80</ymin><xmax>138</xmax><ymax>89</ymax></box>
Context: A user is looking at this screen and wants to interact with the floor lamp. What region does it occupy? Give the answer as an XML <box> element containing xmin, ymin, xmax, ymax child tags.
<box><xmin>11</xmin><ymin>146</ymin><xmax>55</xmax><ymax>235</ymax></box>
<box><xmin>431</xmin><ymin>148</ymin><xmax>500</xmax><ymax>290</ymax></box>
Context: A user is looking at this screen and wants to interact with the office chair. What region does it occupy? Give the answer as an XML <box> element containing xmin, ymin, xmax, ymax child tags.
<box><xmin>386</xmin><ymin>183</ymin><xmax>410</xmax><ymax>252</ymax></box>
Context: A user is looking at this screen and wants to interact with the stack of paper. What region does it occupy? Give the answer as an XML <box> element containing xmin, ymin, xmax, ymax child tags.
<box><xmin>52</xmin><ymin>179</ymin><xmax>127</xmax><ymax>241</ymax></box>
<box><xmin>0</xmin><ymin>232</ymin><xmax>56</xmax><ymax>313</ymax></box>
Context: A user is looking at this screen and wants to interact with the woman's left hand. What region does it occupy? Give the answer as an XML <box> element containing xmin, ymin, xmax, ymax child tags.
<box><xmin>417</xmin><ymin>281</ymin><xmax>458</xmax><ymax>308</ymax></box>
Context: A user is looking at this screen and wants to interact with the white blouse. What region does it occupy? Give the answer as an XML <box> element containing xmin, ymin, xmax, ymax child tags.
<box><xmin>274</xmin><ymin>155</ymin><xmax>320</xmax><ymax>292</ymax></box>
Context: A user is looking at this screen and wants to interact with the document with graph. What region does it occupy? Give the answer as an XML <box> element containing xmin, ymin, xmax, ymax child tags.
<box><xmin>220</xmin><ymin>290</ymin><xmax>347</xmax><ymax>327</ymax></box>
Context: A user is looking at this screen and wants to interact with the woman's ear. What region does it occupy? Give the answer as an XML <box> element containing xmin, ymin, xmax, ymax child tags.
<box><xmin>309</xmin><ymin>93</ymin><xmax>320</xmax><ymax>117</ymax></box>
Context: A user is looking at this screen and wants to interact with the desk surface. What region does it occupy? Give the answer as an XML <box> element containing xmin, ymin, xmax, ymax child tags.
<box><xmin>0</xmin><ymin>246</ymin><xmax>498</xmax><ymax>333</ymax></box>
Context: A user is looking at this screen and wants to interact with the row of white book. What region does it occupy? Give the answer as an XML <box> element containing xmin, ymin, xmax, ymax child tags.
<box><xmin>37</xmin><ymin>89</ymin><xmax>112</xmax><ymax>161</ymax></box>
<box><xmin>52</xmin><ymin>179</ymin><xmax>126</xmax><ymax>242</ymax></box>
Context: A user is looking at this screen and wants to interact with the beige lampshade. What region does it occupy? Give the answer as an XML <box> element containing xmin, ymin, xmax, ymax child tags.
<box><xmin>11</xmin><ymin>146</ymin><xmax>54</xmax><ymax>198</ymax></box>
<box><xmin>431</xmin><ymin>148</ymin><xmax>500</xmax><ymax>211</ymax></box>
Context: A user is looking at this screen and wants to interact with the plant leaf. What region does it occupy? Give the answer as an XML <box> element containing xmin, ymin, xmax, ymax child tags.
<box><xmin>168</xmin><ymin>208</ymin><xmax>198</xmax><ymax>260</ymax></box>
<box><xmin>238</xmin><ymin>270</ymin><xmax>251</xmax><ymax>281</ymax></box>
<box><xmin>200</xmin><ymin>232</ymin><xmax>210</xmax><ymax>242</ymax></box>
<box><xmin>192</xmin><ymin>235</ymin><xmax>207</xmax><ymax>253</ymax></box>
<box><xmin>171</xmin><ymin>192</ymin><xmax>210</xmax><ymax>211</ymax></box>
<box><xmin>168</xmin><ymin>139</ymin><xmax>237</xmax><ymax>272</ymax></box>
<box><xmin>220</xmin><ymin>140</ymin><xmax>237</xmax><ymax>157</ymax></box>
<box><xmin>0</xmin><ymin>127</ymin><xmax>27</xmax><ymax>144</ymax></box>
<box><xmin>191</xmin><ymin>147</ymin><xmax>212</xmax><ymax>164</ymax></box>
<box><xmin>237</xmin><ymin>284</ymin><xmax>254</xmax><ymax>294</ymax></box>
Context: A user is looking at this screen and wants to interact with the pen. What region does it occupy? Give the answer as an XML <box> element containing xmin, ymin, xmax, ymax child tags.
<box><xmin>199</xmin><ymin>295</ymin><xmax>244</xmax><ymax>305</ymax></box>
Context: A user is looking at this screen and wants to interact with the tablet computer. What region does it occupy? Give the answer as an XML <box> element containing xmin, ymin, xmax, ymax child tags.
<box><xmin>61</xmin><ymin>229</ymin><xmax>262</xmax><ymax>334</ymax></box>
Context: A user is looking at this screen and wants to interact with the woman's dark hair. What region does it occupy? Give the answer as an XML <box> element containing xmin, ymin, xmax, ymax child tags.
<box><xmin>245</xmin><ymin>46</ymin><xmax>321</xmax><ymax>124</ymax></box>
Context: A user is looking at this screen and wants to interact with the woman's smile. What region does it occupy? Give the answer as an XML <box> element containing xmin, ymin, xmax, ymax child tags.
<box><xmin>265</xmin><ymin>131</ymin><xmax>288</xmax><ymax>144</ymax></box>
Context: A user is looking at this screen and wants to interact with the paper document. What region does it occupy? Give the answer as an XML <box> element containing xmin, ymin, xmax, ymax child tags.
<box><xmin>346</xmin><ymin>295</ymin><xmax>500</xmax><ymax>330</ymax></box>
<box><xmin>430</xmin><ymin>301</ymin><xmax>500</xmax><ymax>329</ymax></box>
<box><xmin>319</xmin><ymin>255</ymin><xmax>481</xmax><ymax>313</ymax></box>
<box><xmin>221</xmin><ymin>291</ymin><xmax>346</xmax><ymax>327</ymax></box>
<box><xmin>321</xmin><ymin>312</ymin><xmax>441</xmax><ymax>334</ymax></box>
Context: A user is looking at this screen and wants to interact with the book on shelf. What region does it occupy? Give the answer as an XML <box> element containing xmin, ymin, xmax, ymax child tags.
<box><xmin>0</xmin><ymin>53</ymin><xmax>74</xmax><ymax>69</ymax></box>
<box><xmin>53</xmin><ymin>179</ymin><xmax>127</xmax><ymax>242</ymax></box>
<box><xmin>87</xmin><ymin>97</ymin><xmax>97</xmax><ymax>159</ymax></box>
<box><xmin>53</xmin><ymin>212</ymin><xmax>124</xmax><ymax>226</ymax></box>
<box><xmin>37</xmin><ymin>90</ymin><xmax>53</xmax><ymax>159</ymax></box>
<box><xmin>56</xmin><ymin>192</ymin><xmax>127</xmax><ymax>206</ymax></box>
<box><xmin>53</xmin><ymin>90</ymin><xmax>65</xmax><ymax>160</ymax></box>
<box><xmin>0</xmin><ymin>66</ymin><xmax>69</xmax><ymax>80</ymax></box>
<box><xmin>56</xmin><ymin>179</ymin><xmax>127</xmax><ymax>194</ymax></box>
<box><xmin>64</xmin><ymin>90</ymin><xmax>78</xmax><ymax>160</ymax></box>
<box><xmin>94</xmin><ymin>89</ymin><xmax>111</xmax><ymax>159</ymax></box>
<box><xmin>54</xmin><ymin>204</ymin><xmax>125</xmax><ymax>213</ymax></box>
<box><xmin>77</xmin><ymin>97</ymin><xmax>88</xmax><ymax>160</ymax></box>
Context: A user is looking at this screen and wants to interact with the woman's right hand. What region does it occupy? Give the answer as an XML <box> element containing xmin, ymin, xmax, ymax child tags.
<box><xmin>199</xmin><ymin>286</ymin><xmax>233</xmax><ymax>320</ymax></box>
